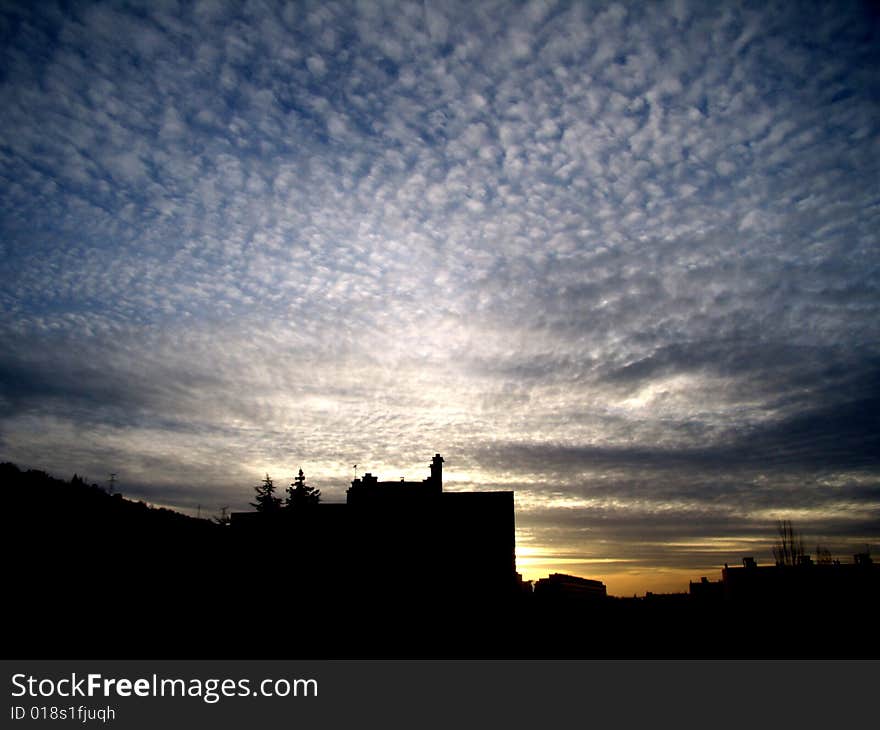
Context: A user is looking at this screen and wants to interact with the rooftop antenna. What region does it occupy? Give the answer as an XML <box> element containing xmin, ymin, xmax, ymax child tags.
<box><xmin>108</xmin><ymin>473</ymin><xmax>117</xmax><ymax>494</ymax></box>
<box><xmin>353</xmin><ymin>464</ymin><xmax>358</xmax><ymax>480</ymax></box>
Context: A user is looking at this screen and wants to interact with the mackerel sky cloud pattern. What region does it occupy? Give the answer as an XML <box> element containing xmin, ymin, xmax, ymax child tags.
<box><xmin>1</xmin><ymin>1</ymin><xmax>878</xmax><ymax>592</ymax></box>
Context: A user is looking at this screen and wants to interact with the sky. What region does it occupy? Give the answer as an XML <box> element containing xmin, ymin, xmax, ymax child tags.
<box><xmin>1</xmin><ymin>0</ymin><xmax>879</xmax><ymax>595</ymax></box>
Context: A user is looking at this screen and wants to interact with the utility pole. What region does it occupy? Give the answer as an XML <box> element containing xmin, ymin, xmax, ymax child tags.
<box><xmin>108</xmin><ymin>473</ymin><xmax>117</xmax><ymax>494</ymax></box>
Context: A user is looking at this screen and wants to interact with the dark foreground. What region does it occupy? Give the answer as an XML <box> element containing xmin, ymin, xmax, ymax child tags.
<box><xmin>3</xmin><ymin>464</ymin><xmax>877</xmax><ymax>659</ymax></box>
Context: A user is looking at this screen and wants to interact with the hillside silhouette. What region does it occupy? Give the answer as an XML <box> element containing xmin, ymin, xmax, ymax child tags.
<box><xmin>2</xmin><ymin>461</ymin><xmax>877</xmax><ymax>659</ymax></box>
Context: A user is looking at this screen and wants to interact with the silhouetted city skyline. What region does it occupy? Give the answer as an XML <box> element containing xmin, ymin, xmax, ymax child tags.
<box><xmin>4</xmin><ymin>458</ymin><xmax>878</xmax><ymax>659</ymax></box>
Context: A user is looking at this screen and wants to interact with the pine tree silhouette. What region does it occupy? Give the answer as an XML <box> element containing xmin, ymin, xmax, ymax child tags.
<box><xmin>251</xmin><ymin>474</ymin><xmax>281</xmax><ymax>512</ymax></box>
<box><xmin>285</xmin><ymin>468</ymin><xmax>320</xmax><ymax>508</ymax></box>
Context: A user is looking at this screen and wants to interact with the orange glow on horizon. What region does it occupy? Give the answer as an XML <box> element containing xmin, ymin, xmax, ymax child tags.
<box><xmin>516</xmin><ymin>545</ymin><xmax>724</xmax><ymax>596</ymax></box>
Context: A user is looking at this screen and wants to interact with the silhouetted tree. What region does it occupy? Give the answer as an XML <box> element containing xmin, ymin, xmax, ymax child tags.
<box><xmin>772</xmin><ymin>520</ymin><xmax>805</xmax><ymax>566</ymax></box>
<box><xmin>285</xmin><ymin>468</ymin><xmax>320</xmax><ymax>508</ymax></box>
<box><xmin>251</xmin><ymin>474</ymin><xmax>281</xmax><ymax>512</ymax></box>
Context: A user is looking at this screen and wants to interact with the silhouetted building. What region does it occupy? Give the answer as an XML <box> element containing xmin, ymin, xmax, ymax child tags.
<box><xmin>515</xmin><ymin>572</ymin><xmax>533</xmax><ymax>594</ymax></box>
<box><xmin>230</xmin><ymin>454</ymin><xmax>517</xmax><ymax>602</ymax></box>
<box><xmin>533</xmin><ymin>573</ymin><xmax>607</xmax><ymax>600</ymax></box>
<box><xmin>721</xmin><ymin>554</ymin><xmax>879</xmax><ymax>606</ymax></box>
<box><xmin>689</xmin><ymin>576</ymin><xmax>723</xmax><ymax>603</ymax></box>
<box><xmin>347</xmin><ymin>453</ymin><xmax>444</xmax><ymax>503</ymax></box>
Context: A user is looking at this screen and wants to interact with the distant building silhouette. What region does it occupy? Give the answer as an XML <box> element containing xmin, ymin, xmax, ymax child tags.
<box><xmin>721</xmin><ymin>553</ymin><xmax>879</xmax><ymax>606</ymax></box>
<box><xmin>533</xmin><ymin>572</ymin><xmax>607</xmax><ymax>600</ymax></box>
<box><xmin>689</xmin><ymin>576</ymin><xmax>724</xmax><ymax>603</ymax></box>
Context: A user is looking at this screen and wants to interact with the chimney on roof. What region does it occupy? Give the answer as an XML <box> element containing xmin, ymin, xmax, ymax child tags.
<box><xmin>429</xmin><ymin>453</ymin><xmax>444</xmax><ymax>490</ymax></box>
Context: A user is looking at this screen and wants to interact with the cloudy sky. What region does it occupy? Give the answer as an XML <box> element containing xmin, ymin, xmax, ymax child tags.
<box><xmin>1</xmin><ymin>0</ymin><xmax>878</xmax><ymax>594</ymax></box>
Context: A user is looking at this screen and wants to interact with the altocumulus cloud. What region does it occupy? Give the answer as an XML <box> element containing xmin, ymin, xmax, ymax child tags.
<box><xmin>1</xmin><ymin>0</ymin><xmax>878</xmax><ymax>592</ymax></box>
